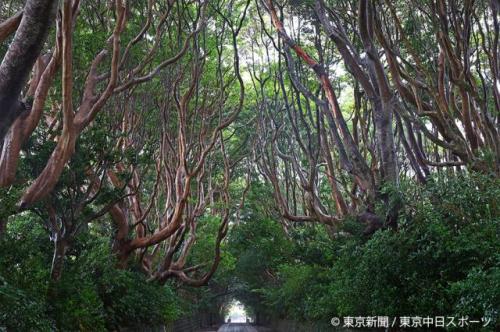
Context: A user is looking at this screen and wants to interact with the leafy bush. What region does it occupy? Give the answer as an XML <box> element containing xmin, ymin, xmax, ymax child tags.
<box><xmin>331</xmin><ymin>173</ymin><xmax>499</xmax><ymax>327</ymax></box>
<box><xmin>0</xmin><ymin>277</ymin><xmax>53</xmax><ymax>331</ymax></box>
<box><xmin>51</xmin><ymin>276</ymin><xmax>106</xmax><ymax>331</ymax></box>
<box><xmin>232</xmin><ymin>173</ymin><xmax>499</xmax><ymax>329</ymax></box>
<box><xmin>0</xmin><ymin>216</ymin><xmax>184</xmax><ymax>331</ymax></box>
<box><xmin>0</xmin><ymin>214</ymin><xmax>53</xmax><ymax>331</ymax></box>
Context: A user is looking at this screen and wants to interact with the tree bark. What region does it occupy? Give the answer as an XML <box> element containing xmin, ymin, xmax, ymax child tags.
<box><xmin>0</xmin><ymin>11</ymin><xmax>23</xmax><ymax>43</ymax></box>
<box><xmin>358</xmin><ymin>0</ymin><xmax>398</xmax><ymax>185</ymax></box>
<box><xmin>50</xmin><ymin>236</ymin><xmax>68</xmax><ymax>281</ymax></box>
<box><xmin>0</xmin><ymin>0</ymin><xmax>57</xmax><ymax>142</ymax></box>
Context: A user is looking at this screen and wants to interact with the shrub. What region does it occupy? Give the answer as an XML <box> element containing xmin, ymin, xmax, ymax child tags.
<box><xmin>240</xmin><ymin>173</ymin><xmax>499</xmax><ymax>329</ymax></box>
<box><xmin>0</xmin><ymin>217</ymin><xmax>184</xmax><ymax>331</ymax></box>
<box><xmin>0</xmin><ymin>277</ymin><xmax>53</xmax><ymax>331</ymax></box>
<box><xmin>330</xmin><ymin>173</ymin><xmax>499</xmax><ymax>328</ymax></box>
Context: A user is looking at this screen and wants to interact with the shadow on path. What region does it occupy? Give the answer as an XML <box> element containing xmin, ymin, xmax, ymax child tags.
<box><xmin>217</xmin><ymin>323</ymin><xmax>260</xmax><ymax>332</ymax></box>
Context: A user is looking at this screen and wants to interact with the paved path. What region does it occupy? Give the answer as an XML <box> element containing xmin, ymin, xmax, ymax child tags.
<box><xmin>217</xmin><ymin>323</ymin><xmax>258</xmax><ymax>332</ymax></box>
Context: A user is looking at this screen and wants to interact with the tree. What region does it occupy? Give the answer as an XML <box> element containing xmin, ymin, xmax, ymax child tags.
<box><xmin>0</xmin><ymin>0</ymin><xmax>57</xmax><ymax>142</ymax></box>
<box><xmin>253</xmin><ymin>0</ymin><xmax>499</xmax><ymax>235</ymax></box>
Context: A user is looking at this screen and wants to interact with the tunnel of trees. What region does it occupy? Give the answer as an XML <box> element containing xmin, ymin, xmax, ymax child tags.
<box><xmin>0</xmin><ymin>0</ymin><xmax>499</xmax><ymax>331</ymax></box>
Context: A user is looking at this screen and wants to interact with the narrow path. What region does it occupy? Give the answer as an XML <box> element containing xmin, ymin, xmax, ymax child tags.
<box><xmin>217</xmin><ymin>323</ymin><xmax>258</xmax><ymax>332</ymax></box>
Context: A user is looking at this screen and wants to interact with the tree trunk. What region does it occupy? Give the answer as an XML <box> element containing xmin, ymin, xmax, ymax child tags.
<box><xmin>0</xmin><ymin>218</ymin><xmax>6</xmax><ymax>236</ymax></box>
<box><xmin>0</xmin><ymin>0</ymin><xmax>57</xmax><ymax>142</ymax></box>
<box><xmin>50</xmin><ymin>236</ymin><xmax>68</xmax><ymax>281</ymax></box>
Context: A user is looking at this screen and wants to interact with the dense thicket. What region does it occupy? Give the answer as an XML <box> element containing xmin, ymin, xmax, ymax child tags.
<box><xmin>228</xmin><ymin>173</ymin><xmax>499</xmax><ymax>329</ymax></box>
<box><xmin>0</xmin><ymin>0</ymin><xmax>498</xmax><ymax>330</ymax></box>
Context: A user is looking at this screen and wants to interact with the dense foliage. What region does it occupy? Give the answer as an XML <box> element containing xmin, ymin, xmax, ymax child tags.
<box><xmin>0</xmin><ymin>217</ymin><xmax>184</xmax><ymax>331</ymax></box>
<box><xmin>227</xmin><ymin>173</ymin><xmax>500</xmax><ymax>330</ymax></box>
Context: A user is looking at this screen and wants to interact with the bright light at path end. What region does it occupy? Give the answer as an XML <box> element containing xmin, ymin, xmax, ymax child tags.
<box><xmin>226</xmin><ymin>301</ymin><xmax>249</xmax><ymax>323</ymax></box>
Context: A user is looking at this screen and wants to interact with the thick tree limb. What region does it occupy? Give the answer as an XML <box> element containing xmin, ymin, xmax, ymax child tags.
<box><xmin>0</xmin><ymin>0</ymin><xmax>57</xmax><ymax>142</ymax></box>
